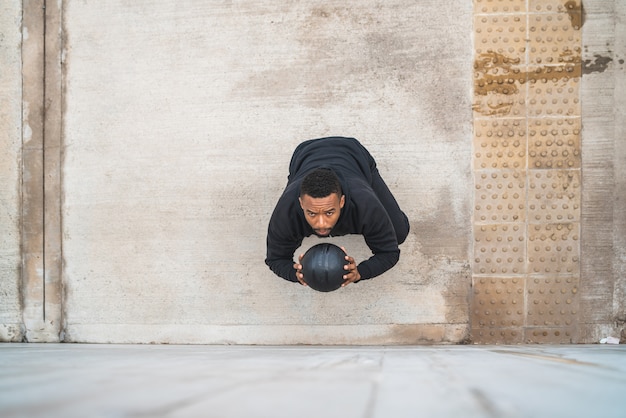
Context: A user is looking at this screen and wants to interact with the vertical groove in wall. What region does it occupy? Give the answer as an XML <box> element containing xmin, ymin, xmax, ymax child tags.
<box><xmin>21</xmin><ymin>0</ymin><xmax>46</xmax><ymax>341</ymax></box>
<box><xmin>471</xmin><ymin>0</ymin><xmax>582</xmax><ymax>344</ymax></box>
<box><xmin>43</xmin><ymin>0</ymin><xmax>63</xmax><ymax>339</ymax></box>
<box><xmin>21</xmin><ymin>0</ymin><xmax>63</xmax><ymax>342</ymax></box>
<box><xmin>42</xmin><ymin>0</ymin><xmax>47</xmax><ymax>322</ymax></box>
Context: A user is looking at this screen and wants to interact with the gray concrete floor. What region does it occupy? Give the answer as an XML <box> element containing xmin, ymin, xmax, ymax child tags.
<box><xmin>0</xmin><ymin>344</ymin><xmax>624</xmax><ymax>418</ymax></box>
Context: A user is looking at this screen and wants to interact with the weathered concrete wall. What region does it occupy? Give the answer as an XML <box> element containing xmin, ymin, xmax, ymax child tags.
<box><xmin>615</xmin><ymin>0</ymin><xmax>626</xmax><ymax>342</ymax></box>
<box><xmin>3</xmin><ymin>0</ymin><xmax>624</xmax><ymax>344</ymax></box>
<box><xmin>579</xmin><ymin>0</ymin><xmax>626</xmax><ymax>342</ymax></box>
<box><xmin>60</xmin><ymin>0</ymin><xmax>473</xmax><ymax>344</ymax></box>
<box><xmin>0</xmin><ymin>0</ymin><xmax>24</xmax><ymax>341</ymax></box>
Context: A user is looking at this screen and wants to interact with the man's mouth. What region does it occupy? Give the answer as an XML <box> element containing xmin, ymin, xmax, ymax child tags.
<box><xmin>315</xmin><ymin>229</ymin><xmax>331</xmax><ymax>236</ymax></box>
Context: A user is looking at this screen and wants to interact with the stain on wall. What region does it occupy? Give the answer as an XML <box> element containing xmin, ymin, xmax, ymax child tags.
<box><xmin>582</xmin><ymin>54</ymin><xmax>613</xmax><ymax>74</ymax></box>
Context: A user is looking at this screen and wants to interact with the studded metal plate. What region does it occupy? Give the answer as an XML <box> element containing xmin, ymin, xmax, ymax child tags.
<box><xmin>527</xmin><ymin>73</ymin><xmax>581</xmax><ymax>117</ymax></box>
<box><xmin>529</xmin><ymin>0</ymin><xmax>583</xmax><ymax>31</ymax></box>
<box><xmin>528</xmin><ymin>118</ymin><xmax>581</xmax><ymax>169</ymax></box>
<box><xmin>474</xmin><ymin>0</ymin><xmax>526</xmax><ymax>14</ymax></box>
<box><xmin>524</xmin><ymin>327</ymin><xmax>577</xmax><ymax>343</ymax></box>
<box><xmin>474</xmin><ymin>171</ymin><xmax>526</xmax><ymax>223</ymax></box>
<box><xmin>472</xmin><ymin>277</ymin><xmax>525</xmax><ymax>327</ymax></box>
<box><xmin>473</xmin><ymin>12</ymin><xmax>527</xmax><ymax>118</ymax></box>
<box><xmin>472</xmin><ymin>0</ymin><xmax>582</xmax><ymax>344</ymax></box>
<box><xmin>471</xmin><ymin>328</ymin><xmax>525</xmax><ymax>344</ymax></box>
<box><xmin>474</xmin><ymin>224</ymin><xmax>526</xmax><ymax>275</ymax></box>
<box><xmin>528</xmin><ymin>13</ymin><xmax>582</xmax><ymax>65</ymax></box>
<box><xmin>527</xmin><ymin>277</ymin><xmax>579</xmax><ymax>327</ymax></box>
<box><xmin>471</xmin><ymin>276</ymin><xmax>525</xmax><ymax>344</ymax></box>
<box><xmin>527</xmin><ymin>223</ymin><xmax>580</xmax><ymax>275</ymax></box>
<box><xmin>528</xmin><ymin>170</ymin><xmax>581</xmax><ymax>222</ymax></box>
<box><xmin>474</xmin><ymin>119</ymin><xmax>527</xmax><ymax>170</ymax></box>
<box><xmin>473</xmin><ymin>88</ymin><xmax>527</xmax><ymax>118</ymax></box>
<box><xmin>474</xmin><ymin>15</ymin><xmax>527</xmax><ymax>58</ymax></box>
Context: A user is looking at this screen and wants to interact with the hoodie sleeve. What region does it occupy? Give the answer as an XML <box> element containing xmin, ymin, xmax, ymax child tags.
<box><xmin>265</xmin><ymin>231</ymin><xmax>302</xmax><ymax>283</ymax></box>
<box><xmin>352</xmin><ymin>189</ymin><xmax>401</xmax><ymax>280</ymax></box>
<box><xmin>265</xmin><ymin>190</ymin><xmax>304</xmax><ymax>283</ymax></box>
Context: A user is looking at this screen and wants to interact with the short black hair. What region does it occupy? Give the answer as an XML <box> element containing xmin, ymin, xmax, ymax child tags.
<box><xmin>300</xmin><ymin>168</ymin><xmax>342</xmax><ymax>198</ymax></box>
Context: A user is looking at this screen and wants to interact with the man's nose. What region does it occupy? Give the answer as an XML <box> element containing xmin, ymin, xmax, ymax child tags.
<box><xmin>315</xmin><ymin>217</ymin><xmax>328</xmax><ymax>228</ymax></box>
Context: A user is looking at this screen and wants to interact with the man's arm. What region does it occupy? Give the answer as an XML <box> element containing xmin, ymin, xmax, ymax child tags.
<box><xmin>265</xmin><ymin>191</ymin><xmax>305</xmax><ymax>283</ymax></box>
<box><xmin>353</xmin><ymin>194</ymin><xmax>401</xmax><ymax>280</ymax></box>
<box><xmin>356</xmin><ymin>248</ymin><xmax>400</xmax><ymax>280</ymax></box>
<box><xmin>265</xmin><ymin>234</ymin><xmax>301</xmax><ymax>283</ymax></box>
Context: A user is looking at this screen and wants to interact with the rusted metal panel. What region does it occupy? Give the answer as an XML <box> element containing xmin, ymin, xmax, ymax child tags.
<box><xmin>471</xmin><ymin>0</ymin><xmax>584</xmax><ymax>344</ymax></box>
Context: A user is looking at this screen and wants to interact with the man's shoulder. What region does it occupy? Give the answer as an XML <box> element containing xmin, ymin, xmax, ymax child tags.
<box><xmin>274</xmin><ymin>181</ymin><xmax>300</xmax><ymax>211</ymax></box>
<box><xmin>345</xmin><ymin>178</ymin><xmax>377</xmax><ymax>201</ymax></box>
<box><xmin>269</xmin><ymin>181</ymin><xmax>304</xmax><ymax>233</ymax></box>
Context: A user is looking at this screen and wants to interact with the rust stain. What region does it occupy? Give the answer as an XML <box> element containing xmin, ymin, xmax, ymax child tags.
<box><xmin>528</xmin><ymin>63</ymin><xmax>581</xmax><ymax>81</ymax></box>
<box><xmin>475</xmin><ymin>51</ymin><xmax>581</xmax><ymax>97</ymax></box>
<box><xmin>471</xmin><ymin>99</ymin><xmax>517</xmax><ymax>118</ymax></box>
<box><xmin>564</xmin><ymin>1</ymin><xmax>583</xmax><ymax>30</ymax></box>
<box><xmin>473</xmin><ymin>0</ymin><xmax>585</xmax><ymax>117</ymax></box>
<box><xmin>473</xmin><ymin>51</ymin><xmax>581</xmax><ymax>116</ymax></box>
<box><xmin>473</xmin><ymin>52</ymin><xmax>523</xmax><ymax>97</ymax></box>
<box><xmin>559</xmin><ymin>47</ymin><xmax>581</xmax><ymax>64</ymax></box>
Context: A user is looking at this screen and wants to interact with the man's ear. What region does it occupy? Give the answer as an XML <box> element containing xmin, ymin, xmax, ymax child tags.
<box><xmin>340</xmin><ymin>195</ymin><xmax>345</xmax><ymax>209</ymax></box>
<box><xmin>299</xmin><ymin>196</ymin><xmax>304</xmax><ymax>209</ymax></box>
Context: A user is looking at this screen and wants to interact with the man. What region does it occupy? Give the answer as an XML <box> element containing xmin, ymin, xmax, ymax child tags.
<box><xmin>265</xmin><ymin>136</ymin><xmax>410</xmax><ymax>287</ymax></box>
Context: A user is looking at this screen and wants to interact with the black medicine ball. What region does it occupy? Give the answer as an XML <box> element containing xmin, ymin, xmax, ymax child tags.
<box><xmin>300</xmin><ymin>243</ymin><xmax>346</xmax><ymax>292</ymax></box>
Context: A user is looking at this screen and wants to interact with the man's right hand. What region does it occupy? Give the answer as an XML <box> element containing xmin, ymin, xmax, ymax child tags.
<box><xmin>293</xmin><ymin>254</ymin><xmax>307</xmax><ymax>286</ymax></box>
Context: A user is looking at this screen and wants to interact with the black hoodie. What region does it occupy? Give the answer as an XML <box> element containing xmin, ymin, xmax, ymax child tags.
<box><xmin>265</xmin><ymin>137</ymin><xmax>400</xmax><ymax>283</ymax></box>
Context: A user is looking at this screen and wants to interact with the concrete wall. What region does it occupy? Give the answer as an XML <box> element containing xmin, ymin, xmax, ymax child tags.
<box><xmin>1</xmin><ymin>0</ymin><xmax>624</xmax><ymax>344</ymax></box>
<box><xmin>580</xmin><ymin>0</ymin><xmax>626</xmax><ymax>342</ymax></box>
<box><xmin>0</xmin><ymin>0</ymin><xmax>23</xmax><ymax>342</ymax></box>
<box><xmin>615</xmin><ymin>0</ymin><xmax>626</xmax><ymax>342</ymax></box>
<box><xmin>59</xmin><ymin>0</ymin><xmax>472</xmax><ymax>344</ymax></box>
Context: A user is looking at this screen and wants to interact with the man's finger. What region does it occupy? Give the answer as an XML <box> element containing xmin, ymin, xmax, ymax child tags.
<box><xmin>341</xmin><ymin>276</ymin><xmax>354</xmax><ymax>287</ymax></box>
<box><xmin>297</xmin><ymin>272</ymin><xmax>307</xmax><ymax>286</ymax></box>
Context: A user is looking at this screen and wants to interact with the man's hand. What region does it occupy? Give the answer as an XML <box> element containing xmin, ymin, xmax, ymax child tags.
<box><xmin>341</xmin><ymin>247</ymin><xmax>361</xmax><ymax>287</ymax></box>
<box><xmin>293</xmin><ymin>254</ymin><xmax>307</xmax><ymax>286</ymax></box>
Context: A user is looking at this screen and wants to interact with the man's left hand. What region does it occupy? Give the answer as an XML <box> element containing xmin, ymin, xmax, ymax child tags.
<box><xmin>341</xmin><ymin>248</ymin><xmax>361</xmax><ymax>287</ymax></box>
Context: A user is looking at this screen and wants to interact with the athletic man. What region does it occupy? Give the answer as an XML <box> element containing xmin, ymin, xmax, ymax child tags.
<box><xmin>265</xmin><ymin>136</ymin><xmax>410</xmax><ymax>287</ymax></box>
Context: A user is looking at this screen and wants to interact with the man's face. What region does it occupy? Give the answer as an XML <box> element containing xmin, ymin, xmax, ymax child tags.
<box><xmin>299</xmin><ymin>193</ymin><xmax>345</xmax><ymax>237</ymax></box>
